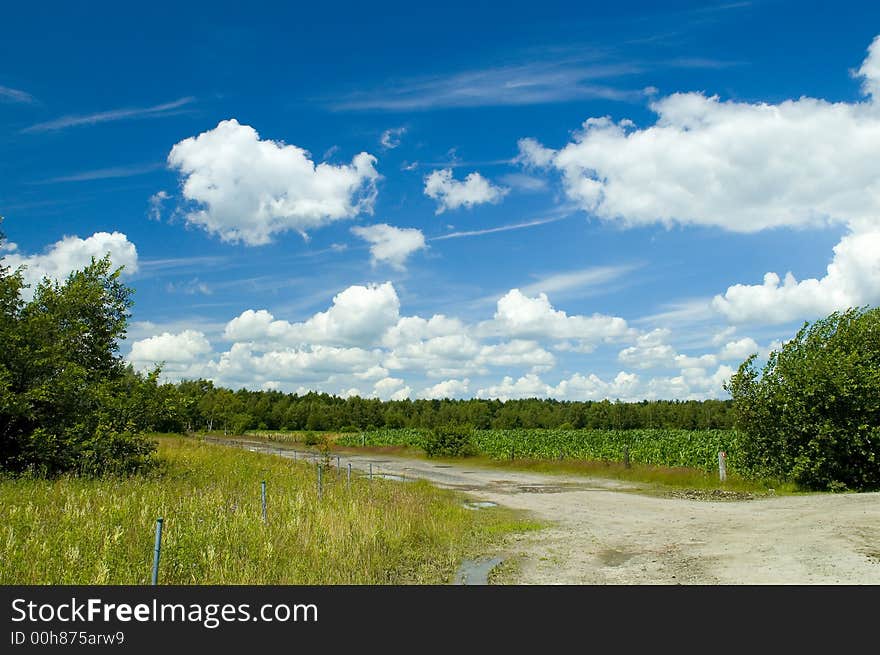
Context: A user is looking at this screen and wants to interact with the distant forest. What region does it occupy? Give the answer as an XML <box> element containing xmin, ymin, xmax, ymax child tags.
<box><xmin>155</xmin><ymin>379</ymin><xmax>735</xmax><ymax>434</ymax></box>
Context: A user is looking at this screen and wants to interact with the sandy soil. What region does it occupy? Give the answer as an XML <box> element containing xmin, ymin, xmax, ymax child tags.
<box><xmin>227</xmin><ymin>439</ymin><xmax>880</xmax><ymax>584</ymax></box>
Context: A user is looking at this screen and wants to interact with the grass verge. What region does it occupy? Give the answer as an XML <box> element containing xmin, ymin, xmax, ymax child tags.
<box><xmin>0</xmin><ymin>435</ymin><xmax>533</xmax><ymax>584</ymax></box>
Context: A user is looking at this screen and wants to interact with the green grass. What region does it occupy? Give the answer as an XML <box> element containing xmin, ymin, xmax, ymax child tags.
<box><xmin>0</xmin><ymin>435</ymin><xmax>531</xmax><ymax>585</ymax></box>
<box><xmin>466</xmin><ymin>455</ymin><xmax>797</xmax><ymax>495</ymax></box>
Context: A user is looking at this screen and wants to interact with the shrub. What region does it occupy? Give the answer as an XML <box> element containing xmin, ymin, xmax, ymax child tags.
<box><xmin>304</xmin><ymin>432</ymin><xmax>328</xmax><ymax>447</ymax></box>
<box><xmin>424</xmin><ymin>424</ymin><xmax>475</xmax><ymax>457</ymax></box>
<box><xmin>725</xmin><ymin>306</ymin><xmax>880</xmax><ymax>490</ymax></box>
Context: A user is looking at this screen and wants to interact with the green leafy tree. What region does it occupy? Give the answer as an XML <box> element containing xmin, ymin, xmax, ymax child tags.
<box><xmin>0</xmin><ymin>236</ymin><xmax>156</xmax><ymax>476</ymax></box>
<box><xmin>725</xmin><ymin>307</ymin><xmax>880</xmax><ymax>490</ymax></box>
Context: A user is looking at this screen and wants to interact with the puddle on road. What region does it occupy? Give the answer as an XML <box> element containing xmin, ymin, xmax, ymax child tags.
<box><xmin>463</xmin><ymin>501</ymin><xmax>498</xmax><ymax>510</ymax></box>
<box><xmin>516</xmin><ymin>484</ymin><xmax>572</xmax><ymax>494</ymax></box>
<box><xmin>453</xmin><ymin>557</ymin><xmax>503</xmax><ymax>585</ymax></box>
<box><xmin>485</xmin><ymin>480</ymin><xmax>612</xmax><ymax>495</ymax></box>
<box><xmin>598</xmin><ymin>549</ymin><xmax>636</xmax><ymax>567</ymax></box>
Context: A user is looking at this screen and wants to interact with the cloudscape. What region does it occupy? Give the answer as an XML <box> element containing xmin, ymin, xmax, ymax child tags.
<box><xmin>3</xmin><ymin>1</ymin><xmax>879</xmax><ymax>403</ymax></box>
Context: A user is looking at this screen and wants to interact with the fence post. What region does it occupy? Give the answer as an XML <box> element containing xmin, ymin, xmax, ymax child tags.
<box><xmin>261</xmin><ymin>480</ymin><xmax>267</xmax><ymax>523</ymax></box>
<box><xmin>347</xmin><ymin>463</ymin><xmax>352</xmax><ymax>489</ymax></box>
<box><xmin>718</xmin><ymin>451</ymin><xmax>727</xmax><ymax>482</ymax></box>
<box><xmin>318</xmin><ymin>464</ymin><xmax>324</xmax><ymax>501</ymax></box>
<box><xmin>369</xmin><ymin>462</ymin><xmax>373</xmax><ymax>481</ymax></box>
<box><xmin>151</xmin><ymin>518</ymin><xmax>164</xmax><ymax>586</ymax></box>
<box><xmin>623</xmin><ymin>445</ymin><xmax>631</xmax><ymax>469</ymax></box>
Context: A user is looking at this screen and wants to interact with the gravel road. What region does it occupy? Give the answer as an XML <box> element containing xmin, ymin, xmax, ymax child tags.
<box><xmin>218</xmin><ymin>438</ymin><xmax>880</xmax><ymax>585</ymax></box>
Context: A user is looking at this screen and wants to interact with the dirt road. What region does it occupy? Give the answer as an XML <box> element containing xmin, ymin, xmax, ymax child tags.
<box><xmin>221</xmin><ymin>438</ymin><xmax>880</xmax><ymax>584</ymax></box>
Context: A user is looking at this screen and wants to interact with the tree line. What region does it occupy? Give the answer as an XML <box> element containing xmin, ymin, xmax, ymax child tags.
<box><xmin>161</xmin><ymin>382</ymin><xmax>735</xmax><ymax>434</ymax></box>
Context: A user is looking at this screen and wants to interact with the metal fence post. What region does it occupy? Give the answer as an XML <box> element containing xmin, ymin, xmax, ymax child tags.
<box><xmin>261</xmin><ymin>480</ymin><xmax>267</xmax><ymax>523</ymax></box>
<box><xmin>151</xmin><ymin>518</ymin><xmax>164</xmax><ymax>586</ymax></box>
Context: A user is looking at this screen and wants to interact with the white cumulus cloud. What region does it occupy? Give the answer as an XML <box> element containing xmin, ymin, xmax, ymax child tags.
<box><xmin>477</xmin><ymin>374</ymin><xmax>551</xmax><ymax>401</ymax></box>
<box><xmin>351</xmin><ymin>224</ymin><xmax>426</xmax><ymax>270</ymax></box>
<box><xmin>129</xmin><ymin>330</ymin><xmax>212</xmax><ymax>365</ymax></box>
<box><xmin>485</xmin><ymin>289</ymin><xmax>632</xmax><ymax>349</ymax></box>
<box><xmin>423</xmin><ymin>169</ymin><xmax>508</xmax><ymax>213</ymax></box>
<box><xmin>128</xmin><ymin>279</ymin><xmax>752</xmax><ymax>400</ymax></box>
<box><xmin>382</xmin><ymin>314</ymin><xmax>465</xmax><ymax>348</ymax></box>
<box><xmin>711</xmin><ymin>230</ymin><xmax>880</xmax><ymax>324</ymax></box>
<box><xmin>4</xmin><ymin>231</ymin><xmax>138</xmax><ymax>299</ymax></box>
<box><xmin>552</xmin><ymin>371</ymin><xmax>641</xmax><ymax>401</ymax></box>
<box><xmin>167</xmin><ymin>119</ymin><xmax>379</xmax><ymax>245</ymax></box>
<box><xmin>519</xmin><ymin>67</ymin><xmax>880</xmax><ymax>234</ymax></box>
<box><xmin>224</xmin><ymin>282</ymin><xmax>400</xmax><ymax>347</ymax></box>
<box><xmin>718</xmin><ymin>337</ymin><xmax>759</xmax><ymax>361</ymax></box>
<box><xmin>422</xmin><ymin>378</ymin><xmax>470</xmax><ymax>399</ymax></box>
<box><xmin>518</xmin><ymin>35</ymin><xmax>880</xmax><ymax>327</ymax></box>
<box><xmin>372</xmin><ymin>376</ymin><xmax>411</xmax><ymax>400</ymax></box>
<box><xmin>213</xmin><ymin>342</ymin><xmax>383</xmax><ymax>385</ymax></box>
<box><xmin>617</xmin><ymin>328</ymin><xmax>676</xmax><ymax>369</ymax></box>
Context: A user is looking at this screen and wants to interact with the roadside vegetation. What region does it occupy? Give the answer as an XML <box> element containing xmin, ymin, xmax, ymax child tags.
<box><xmin>241</xmin><ymin>429</ymin><xmax>788</xmax><ymax>495</ymax></box>
<box><xmin>0</xmin><ymin>436</ymin><xmax>535</xmax><ymax>584</ymax></box>
<box><xmin>725</xmin><ymin>306</ymin><xmax>880</xmax><ymax>491</ymax></box>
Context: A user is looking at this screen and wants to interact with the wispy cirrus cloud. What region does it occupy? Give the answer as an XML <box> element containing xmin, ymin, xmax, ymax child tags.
<box><xmin>329</xmin><ymin>60</ymin><xmax>646</xmax><ymax>111</ymax></box>
<box><xmin>33</xmin><ymin>162</ymin><xmax>164</xmax><ymax>184</ymax></box>
<box><xmin>520</xmin><ymin>264</ymin><xmax>641</xmax><ymax>297</ymax></box>
<box><xmin>136</xmin><ymin>255</ymin><xmax>231</xmax><ymax>276</ymax></box>
<box><xmin>21</xmin><ymin>97</ymin><xmax>196</xmax><ymax>133</ymax></box>
<box><xmin>0</xmin><ymin>85</ymin><xmax>36</xmax><ymax>104</ymax></box>
<box><xmin>470</xmin><ymin>263</ymin><xmax>640</xmax><ymax>309</ymax></box>
<box><xmin>430</xmin><ymin>214</ymin><xmax>569</xmax><ymax>241</ymax></box>
<box><xmin>635</xmin><ymin>298</ymin><xmax>715</xmax><ymax>326</ymax></box>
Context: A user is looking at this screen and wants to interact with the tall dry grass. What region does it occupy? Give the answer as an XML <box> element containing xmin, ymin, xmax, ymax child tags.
<box><xmin>0</xmin><ymin>436</ymin><xmax>528</xmax><ymax>584</ymax></box>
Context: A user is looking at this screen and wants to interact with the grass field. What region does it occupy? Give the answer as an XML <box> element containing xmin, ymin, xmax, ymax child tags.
<box><xmin>0</xmin><ymin>435</ymin><xmax>535</xmax><ymax>584</ymax></box>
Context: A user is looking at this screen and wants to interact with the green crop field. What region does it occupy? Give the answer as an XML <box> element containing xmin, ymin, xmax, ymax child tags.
<box><xmin>0</xmin><ymin>436</ymin><xmax>530</xmax><ymax>585</ymax></box>
<box><xmin>337</xmin><ymin>428</ymin><xmax>741</xmax><ymax>473</ymax></box>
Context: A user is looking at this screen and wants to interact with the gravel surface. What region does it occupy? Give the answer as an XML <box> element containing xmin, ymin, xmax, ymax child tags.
<box><xmin>219</xmin><ymin>438</ymin><xmax>880</xmax><ymax>585</ymax></box>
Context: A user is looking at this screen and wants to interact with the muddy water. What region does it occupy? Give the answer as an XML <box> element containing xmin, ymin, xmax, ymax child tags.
<box><xmin>453</xmin><ymin>557</ymin><xmax>504</xmax><ymax>585</ymax></box>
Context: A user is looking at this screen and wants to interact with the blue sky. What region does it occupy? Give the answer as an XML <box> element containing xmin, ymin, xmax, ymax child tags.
<box><xmin>2</xmin><ymin>1</ymin><xmax>880</xmax><ymax>401</ymax></box>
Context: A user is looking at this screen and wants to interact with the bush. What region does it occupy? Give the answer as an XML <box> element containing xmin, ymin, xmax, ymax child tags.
<box><xmin>423</xmin><ymin>424</ymin><xmax>475</xmax><ymax>457</ymax></box>
<box><xmin>304</xmin><ymin>432</ymin><xmax>328</xmax><ymax>447</ymax></box>
<box><xmin>725</xmin><ymin>306</ymin><xmax>880</xmax><ymax>490</ymax></box>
